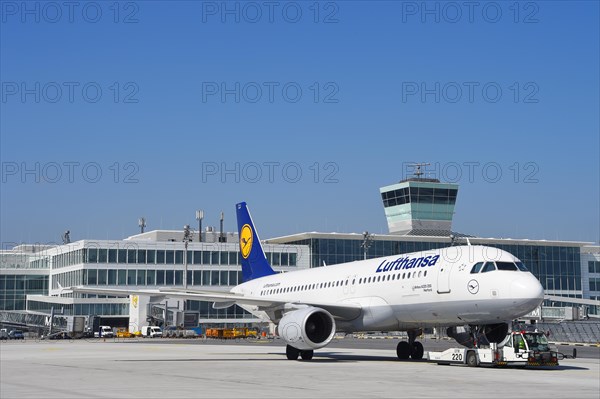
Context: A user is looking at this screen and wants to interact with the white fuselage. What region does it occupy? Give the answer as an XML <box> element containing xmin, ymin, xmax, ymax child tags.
<box><xmin>232</xmin><ymin>245</ymin><xmax>544</xmax><ymax>332</ymax></box>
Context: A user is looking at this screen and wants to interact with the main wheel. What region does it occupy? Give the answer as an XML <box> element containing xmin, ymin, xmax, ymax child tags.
<box><xmin>411</xmin><ymin>341</ymin><xmax>424</xmax><ymax>360</ymax></box>
<box><xmin>466</xmin><ymin>351</ymin><xmax>478</xmax><ymax>367</ymax></box>
<box><xmin>300</xmin><ymin>350</ymin><xmax>314</xmax><ymax>360</ymax></box>
<box><xmin>396</xmin><ymin>341</ymin><xmax>411</xmax><ymax>359</ymax></box>
<box><xmin>286</xmin><ymin>345</ymin><xmax>300</xmax><ymax>360</ymax></box>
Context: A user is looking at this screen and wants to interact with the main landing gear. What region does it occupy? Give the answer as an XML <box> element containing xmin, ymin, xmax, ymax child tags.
<box><xmin>396</xmin><ymin>330</ymin><xmax>424</xmax><ymax>360</ymax></box>
<box><xmin>286</xmin><ymin>345</ymin><xmax>314</xmax><ymax>360</ymax></box>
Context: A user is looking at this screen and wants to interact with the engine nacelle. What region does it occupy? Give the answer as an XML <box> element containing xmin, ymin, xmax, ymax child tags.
<box><xmin>483</xmin><ymin>322</ymin><xmax>509</xmax><ymax>344</ymax></box>
<box><xmin>447</xmin><ymin>322</ymin><xmax>510</xmax><ymax>348</ymax></box>
<box><xmin>278</xmin><ymin>307</ymin><xmax>336</xmax><ymax>351</ymax></box>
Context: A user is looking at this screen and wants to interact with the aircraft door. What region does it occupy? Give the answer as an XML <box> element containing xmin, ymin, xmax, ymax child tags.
<box><xmin>437</xmin><ymin>263</ymin><xmax>454</xmax><ymax>294</ymax></box>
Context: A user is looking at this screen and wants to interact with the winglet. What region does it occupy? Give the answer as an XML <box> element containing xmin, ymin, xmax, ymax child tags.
<box><xmin>236</xmin><ymin>202</ymin><xmax>276</xmax><ymax>282</ymax></box>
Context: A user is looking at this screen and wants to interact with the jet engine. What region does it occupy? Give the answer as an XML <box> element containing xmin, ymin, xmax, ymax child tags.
<box><xmin>277</xmin><ymin>307</ymin><xmax>336</xmax><ymax>351</ymax></box>
<box><xmin>447</xmin><ymin>322</ymin><xmax>509</xmax><ymax>347</ymax></box>
<box><xmin>483</xmin><ymin>322</ymin><xmax>509</xmax><ymax>344</ymax></box>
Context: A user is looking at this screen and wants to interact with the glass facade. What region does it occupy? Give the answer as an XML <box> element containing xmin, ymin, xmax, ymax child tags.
<box><xmin>0</xmin><ymin>275</ymin><xmax>48</xmax><ymax>310</ymax></box>
<box><xmin>27</xmin><ymin>299</ymin><xmax>128</xmax><ymax>316</ymax></box>
<box><xmin>54</xmin><ymin>268</ymin><xmax>244</xmax><ymax>289</ymax></box>
<box><xmin>51</xmin><ymin>247</ymin><xmax>297</xmax><ymax>268</ymax></box>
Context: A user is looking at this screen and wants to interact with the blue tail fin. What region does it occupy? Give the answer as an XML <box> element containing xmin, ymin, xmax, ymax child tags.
<box><xmin>236</xmin><ymin>202</ymin><xmax>276</xmax><ymax>282</ymax></box>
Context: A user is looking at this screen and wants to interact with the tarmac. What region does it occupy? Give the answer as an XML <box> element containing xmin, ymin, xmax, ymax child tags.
<box><xmin>1</xmin><ymin>339</ymin><xmax>599</xmax><ymax>399</ymax></box>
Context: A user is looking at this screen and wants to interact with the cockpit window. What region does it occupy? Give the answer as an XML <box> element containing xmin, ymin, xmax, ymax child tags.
<box><xmin>481</xmin><ymin>262</ymin><xmax>496</xmax><ymax>273</ymax></box>
<box><xmin>470</xmin><ymin>262</ymin><xmax>484</xmax><ymax>274</ymax></box>
<box><xmin>496</xmin><ymin>261</ymin><xmax>518</xmax><ymax>271</ymax></box>
<box><xmin>515</xmin><ymin>262</ymin><xmax>528</xmax><ymax>271</ymax></box>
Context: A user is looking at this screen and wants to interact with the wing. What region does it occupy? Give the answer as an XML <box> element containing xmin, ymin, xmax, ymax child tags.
<box><xmin>66</xmin><ymin>286</ymin><xmax>362</xmax><ymax>321</ymax></box>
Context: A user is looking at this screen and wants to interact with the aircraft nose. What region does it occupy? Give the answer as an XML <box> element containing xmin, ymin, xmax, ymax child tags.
<box><xmin>511</xmin><ymin>274</ymin><xmax>544</xmax><ymax>308</ymax></box>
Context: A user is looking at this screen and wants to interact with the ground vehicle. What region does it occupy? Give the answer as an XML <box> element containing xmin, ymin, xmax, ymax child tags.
<box><xmin>42</xmin><ymin>331</ymin><xmax>71</xmax><ymax>340</ymax></box>
<box><xmin>0</xmin><ymin>329</ymin><xmax>8</xmax><ymax>340</ymax></box>
<box><xmin>8</xmin><ymin>330</ymin><xmax>25</xmax><ymax>340</ymax></box>
<box><xmin>116</xmin><ymin>328</ymin><xmax>135</xmax><ymax>338</ymax></box>
<box><xmin>428</xmin><ymin>331</ymin><xmax>565</xmax><ymax>367</ymax></box>
<box><xmin>141</xmin><ymin>326</ymin><xmax>162</xmax><ymax>338</ymax></box>
<box><xmin>94</xmin><ymin>325</ymin><xmax>114</xmax><ymax>338</ymax></box>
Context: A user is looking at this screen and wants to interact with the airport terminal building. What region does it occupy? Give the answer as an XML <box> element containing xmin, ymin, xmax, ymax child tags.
<box><xmin>1</xmin><ymin>232</ymin><xmax>310</xmax><ymax>329</ymax></box>
<box><xmin>1</xmin><ymin>176</ymin><xmax>598</xmax><ymax>332</ymax></box>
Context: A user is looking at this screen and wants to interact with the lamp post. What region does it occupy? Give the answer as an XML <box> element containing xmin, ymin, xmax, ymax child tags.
<box><xmin>195</xmin><ymin>210</ymin><xmax>204</xmax><ymax>242</ymax></box>
<box><xmin>138</xmin><ymin>217</ymin><xmax>146</xmax><ymax>234</ymax></box>
<box><xmin>361</xmin><ymin>231</ymin><xmax>372</xmax><ymax>260</ymax></box>
<box><xmin>183</xmin><ymin>224</ymin><xmax>193</xmax><ymax>289</ymax></box>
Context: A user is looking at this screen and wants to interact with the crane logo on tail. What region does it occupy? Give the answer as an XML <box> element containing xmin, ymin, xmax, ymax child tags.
<box><xmin>240</xmin><ymin>224</ymin><xmax>253</xmax><ymax>259</ymax></box>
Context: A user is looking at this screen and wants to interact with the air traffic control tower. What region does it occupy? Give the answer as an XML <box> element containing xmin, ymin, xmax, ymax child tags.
<box><xmin>380</xmin><ymin>165</ymin><xmax>459</xmax><ymax>235</ymax></box>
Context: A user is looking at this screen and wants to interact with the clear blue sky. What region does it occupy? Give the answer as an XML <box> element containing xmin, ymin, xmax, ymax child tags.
<box><xmin>1</xmin><ymin>1</ymin><xmax>598</xmax><ymax>246</ymax></box>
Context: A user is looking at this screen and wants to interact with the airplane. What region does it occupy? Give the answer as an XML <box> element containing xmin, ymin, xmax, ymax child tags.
<box><xmin>69</xmin><ymin>202</ymin><xmax>545</xmax><ymax>361</ymax></box>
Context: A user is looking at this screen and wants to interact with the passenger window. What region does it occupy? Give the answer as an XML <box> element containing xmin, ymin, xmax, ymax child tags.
<box><xmin>470</xmin><ymin>262</ymin><xmax>484</xmax><ymax>274</ymax></box>
<box><xmin>481</xmin><ymin>262</ymin><xmax>496</xmax><ymax>273</ymax></box>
